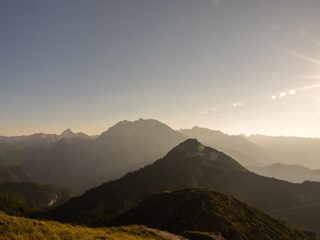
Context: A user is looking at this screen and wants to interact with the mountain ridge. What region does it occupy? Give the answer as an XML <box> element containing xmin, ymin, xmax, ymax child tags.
<box><xmin>179</xmin><ymin>126</ymin><xmax>270</xmax><ymax>168</ymax></box>
<box><xmin>103</xmin><ymin>188</ymin><xmax>316</xmax><ymax>240</ymax></box>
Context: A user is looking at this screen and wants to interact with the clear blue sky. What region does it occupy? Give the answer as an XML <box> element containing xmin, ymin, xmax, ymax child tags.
<box><xmin>1</xmin><ymin>0</ymin><xmax>320</xmax><ymax>137</ymax></box>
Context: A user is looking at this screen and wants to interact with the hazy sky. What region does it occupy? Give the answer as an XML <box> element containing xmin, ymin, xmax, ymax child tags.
<box><xmin>1</xmin><ymin>0</ymin><xmax>320</xmax><ymax>137</ymax></box>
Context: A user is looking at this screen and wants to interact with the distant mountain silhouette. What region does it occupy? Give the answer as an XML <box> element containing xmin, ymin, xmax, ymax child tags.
<box><xmin>104</xmin><ymin>189</ymin><xmax>315</xmax><ymax>240</ymax></box>
<box><xmin>252</xmin><ymin>163</ymin><xmax>320</xmax><ymax>183</ymax></box>
<box><xmin>2</xmin><ymin>119</ymin><xmax>320</xmax><ymax>205</ymax></box>
<box><xmin>180</xmin><ymin>126</ymin><xmax>270</xmax><ymax>168</ymax></box>
<box><xmin>0</xmin><ymin>119</ymin><xmax>187</xmax><ymax>193</ymax></box>
<box><xmin>50</xmin><ymin>139</ymin><xmax>320</xmax><ymax>233</ymax></box>
<box><xmin>58</xmin><ymin>129</ymin><xmax>91</xmax><ymax>140</ymax></box>
<box><xmin>247</xmin><ymin>135</ymin><xmax>320</xmax><ymax>169</ymax></box>
<box><xmin>96</xmin><ymin>118</ymin><xmax>187</xmax><ymax>169</ymax></box>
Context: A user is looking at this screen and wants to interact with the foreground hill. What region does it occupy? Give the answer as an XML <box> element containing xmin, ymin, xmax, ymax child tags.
<box><xmin>179</xmin><ymin>126</ymin><xmax>270</xmax><ymax>168</ymax></box>
<box><xmin>105</xmin><ymin>189</ymin><xmax>315</xmax><ymax>240</ymax></box>
<box><xmin>0</xmin><ymin>212</ymin><xmax>185</xmax><ymax>240</ymax></box>
<box><xmin>51</xmin><ymin>139</ymin><xmax>320</xmax><ymax>233</ymax></box>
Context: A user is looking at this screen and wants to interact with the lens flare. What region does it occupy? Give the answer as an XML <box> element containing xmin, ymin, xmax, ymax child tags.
<box><xmin>279</xmin><ymin>92</ymin><xmax>287</xmax><ymax>98</ymax></box>
<box><xmin>292</xmin><ymin>75</ymin><xmax>320</xmax><ymax>79</ymax></box>
<box><xmin>280</xmin><ymin>47</ymin><xmax>320</xmax><ymax>67</ymax></box>
<box><xmin>297</xmin><ymin>84</ymin><xmax>320</xmax><ymax>91</ymax></box>
<box><xmin>289</xmin><ymin>90</ymin><xmax>296</xmax><ymax>95</ymax></box>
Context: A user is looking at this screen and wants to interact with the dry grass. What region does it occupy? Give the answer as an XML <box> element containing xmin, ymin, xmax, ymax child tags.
<box><xmin>0</xmin><ymin>212</ymin><xmax>178</xmax><ymax>240</ymax></box>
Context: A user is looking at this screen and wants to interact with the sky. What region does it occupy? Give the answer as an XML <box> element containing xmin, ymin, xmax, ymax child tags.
<box><xmin>1</xmin><ymin>0</ymin><xmax>320</xmax><ymax>137</ymax></box>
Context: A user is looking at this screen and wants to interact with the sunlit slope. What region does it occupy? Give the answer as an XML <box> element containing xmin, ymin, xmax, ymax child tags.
<box><xmin>0</xmin><ymin>212</ymin><xmax>184</xmax><ymax>240</ymax></box>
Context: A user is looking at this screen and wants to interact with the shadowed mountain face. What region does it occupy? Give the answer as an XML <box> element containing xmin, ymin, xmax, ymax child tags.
<box><xmin>0</xmin><ymin>182</ymin><xmax>74</xmax><ymax>209</ymax></box>
<box><xmin>96</xmin><ymin>119</ymin><xmax>187</xmax><ymax>170</ymax></box>
<box><xmin>0</xmin><ymin>140</ymin><xmax>26</xmax><ymax>167</ymax></box>
<box><xmin>0</xmin><ymin>165</ymin><xmax>34</xmax><ymax>183</ymax></box>
<box><xmin>247</xmin><ymin>135</ymin><xmax>320</xmax><ymax>169</ymax></box>
<box><xmin>0</xmin><ymin>119</ymin><xmax>187</xmax><ymax>193</ymax></box>
<box><xmin>105</xmin><ymin>189</ymin><xmax>315</xmax><ymax>240</ymax></box>
<box><xmin>0</xmin><ymin>191</ymin><xmax>38</xmax><ymax>216</ymax></box>
<box><xmin>50</xmin><ymin>139</ymin><xmax>320</xmax><ymax>233</ymax></box>
<box><xmin>179</xmin><ymin>127</ymin><xmax>270</xmax><ymax>168</ymax></box>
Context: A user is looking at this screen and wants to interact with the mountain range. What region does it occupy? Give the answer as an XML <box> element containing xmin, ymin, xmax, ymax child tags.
<box><xmin>2</xmin><ymin>119</ymin><xmax>320</xmax><ymax>237</ymax></box>
<box><xmin>2</xmin><ymin>119</ymin><xmax>320</xmax><ymax>193</ymax></box>
<box><xmin>247</xmin><ymin>134</ymin><xmax>320</xmax><ymax>169</ymax></box>
<box><xmin>251</xmin><ymin>163</ymin><xmax>320</xmax><ymax>183</ymax></box>
<box><xmin>0</xmin><ymin>119</ymin><xmax>186</xmax><ymax>193</ymax></box>
<box><xmin>50</xmin><ymin>139</ymin><xmax>320</xmax><ymax>233</ymax></box>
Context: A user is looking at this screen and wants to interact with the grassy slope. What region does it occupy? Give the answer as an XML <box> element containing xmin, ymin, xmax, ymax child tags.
<box><xmin>0</xmin><ymin>212</ymin><xmax>184</xmax><ymax>240</ymax></box>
